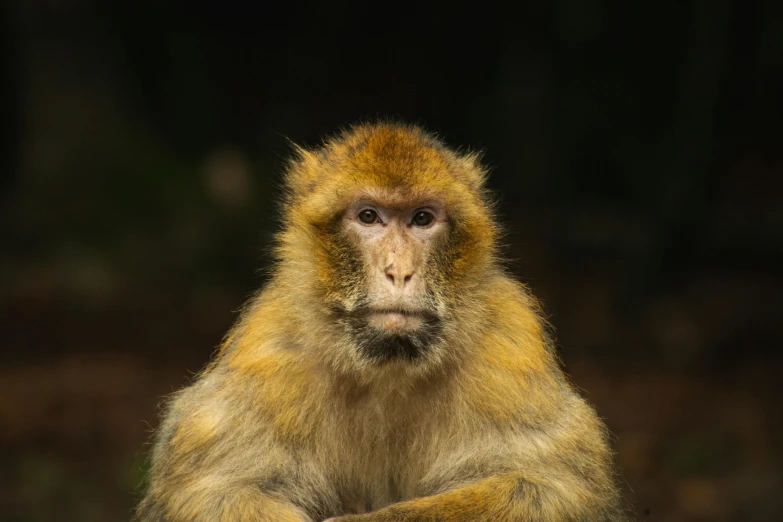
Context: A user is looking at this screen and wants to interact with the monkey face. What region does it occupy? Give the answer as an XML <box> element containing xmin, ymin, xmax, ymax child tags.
<box><xmin>335</xmin><ymin>194</ymin><xmax>450</xmax><ymax>363</ymax></box>
<box><xmin>278</xmin><ymin>123</ymin><xmax>499</xmax><ymax>371</ymax></box>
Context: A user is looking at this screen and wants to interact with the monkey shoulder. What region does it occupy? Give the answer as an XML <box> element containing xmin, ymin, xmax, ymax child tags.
<box><xmin>151</xmin><ymin>370</ymin><xmax>254</xmax><ymax>457</ymax></box>
<box><xmin>451</xmin><ymin>275</ymin><xmax>604</xmax><ymax>432</ymax></box>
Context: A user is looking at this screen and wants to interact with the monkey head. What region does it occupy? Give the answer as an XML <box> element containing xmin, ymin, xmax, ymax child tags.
<box><xmin>277</xmin><ymin>123</ymin><xmax>498</xmax><ymax>376</ymax></box>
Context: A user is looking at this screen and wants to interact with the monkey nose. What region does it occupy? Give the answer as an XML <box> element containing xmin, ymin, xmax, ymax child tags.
<box><xmin>384</xmin><ymin>262</ymin><xmax>413</xmax><ymax>289</ymax></box>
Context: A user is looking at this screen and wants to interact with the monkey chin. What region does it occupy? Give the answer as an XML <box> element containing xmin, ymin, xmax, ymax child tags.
<box><xmin>345</xmin><ymin>309</ymin><xmax>443</xmax><ymax>365</ymax></box>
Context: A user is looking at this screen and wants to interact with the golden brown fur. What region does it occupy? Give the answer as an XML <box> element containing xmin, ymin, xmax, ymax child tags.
<box><xmin>136</xmin><ymin>122</ymin><xmax>629</xmax><ymax>521</ymax></box>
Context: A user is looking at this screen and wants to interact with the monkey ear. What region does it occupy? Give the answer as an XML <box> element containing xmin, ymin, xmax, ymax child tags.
<box><xmin>284</xmin><ymin>144</ymin><xmax>322</xmax><ymax>197</ymax></box>
<box><xmin>457</xmin><ymin>151</ymin><xmax>489</xmax><ymax>192</ymax></box>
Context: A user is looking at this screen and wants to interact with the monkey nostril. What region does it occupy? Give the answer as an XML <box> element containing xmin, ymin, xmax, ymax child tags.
<box><xmin>403</xmin><ymin>274</ymin><xmax>412</xmax><ymax>286</ymax></box>
<box><xmin>386</xmin><ymin>273</ymin><xmax>395</xmax><ymax>285</ymax></box>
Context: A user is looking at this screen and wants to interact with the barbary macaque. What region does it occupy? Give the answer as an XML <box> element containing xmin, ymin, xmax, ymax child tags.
<box><xmin>136</xmin><ymin>122</ymin><xmax>629</xmax><ymax>522</ymax></box>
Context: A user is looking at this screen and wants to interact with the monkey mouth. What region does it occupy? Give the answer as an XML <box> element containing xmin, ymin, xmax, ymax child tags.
<box><xmin>338</xmin><ymin>305</ymin><xmax>443</xmax><ymax>363</ymax></box>
<box><xmin>366</xmin><ymin>308</ymin><xmax>428</xmax><ymax>331</ymax></box>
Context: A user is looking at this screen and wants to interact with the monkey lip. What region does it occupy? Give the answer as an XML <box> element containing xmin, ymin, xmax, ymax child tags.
<box><xmin>367</xmin><ymin>309</ymin><xmax>427</xmax><ymax>331</ymax></box>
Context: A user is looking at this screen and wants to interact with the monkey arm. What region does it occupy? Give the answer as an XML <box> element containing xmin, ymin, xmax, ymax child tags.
<box><xmin>326</xmin><ymin>471</ymin><xmax>624</xmax><ymax>522</ymax></box>
<box><xmin>137</xmin><ymin>481</ymin><xmax>313</xmax><ymax>522</ymax></box>
<box><xmin>136</xmin><ymin>430</ymin><xmax>322</xmax><ymax>522</ymax></box>
<box><xmin>135</xmin><ymin>368</ymin><xmax>335</xmax><ymax>522</ymax></box>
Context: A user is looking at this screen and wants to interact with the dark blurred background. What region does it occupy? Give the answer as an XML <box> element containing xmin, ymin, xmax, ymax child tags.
<box><xmin>1</xmin><ymin>1</ymin><xmax>782</xmax><ymax>521</ymax></box>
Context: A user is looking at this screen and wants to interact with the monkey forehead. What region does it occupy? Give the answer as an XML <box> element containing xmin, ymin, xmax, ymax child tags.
<box><xmin>345</xmin><ymin>189</ymin><xmax>445</xmax><ymax>211</ymax></box>
<box><xmin>316</xmin><ymin>153</ymin><xmax>466</xmax><ymax>204</ymax></box>
<box><xmin>342</xmin><ymin>137</ymin><xmax>453</xmax><ymax>186</ymax></box>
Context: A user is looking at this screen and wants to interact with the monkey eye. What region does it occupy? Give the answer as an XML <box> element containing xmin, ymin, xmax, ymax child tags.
<box><xmin>358</xmin><ymin>209</ymin><xmax>379</xmax><ymax>224</ymax></box>
<box><xmin>412</xmin><ymin>211</ymin><xmax>434</xmax><ymax>227</ymax></box>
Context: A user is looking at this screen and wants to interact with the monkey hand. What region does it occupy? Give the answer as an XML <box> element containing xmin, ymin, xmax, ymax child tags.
<box><xmin>321</xmin><ymin>471</ymin><xmax>625</xmax><ymax>522</ymax></box>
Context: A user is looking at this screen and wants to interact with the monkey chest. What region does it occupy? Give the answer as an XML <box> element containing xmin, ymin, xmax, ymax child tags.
<box><xmin>329</xmin><ymin>424</ymin><xmax>429</xmax><ymax>511</ymax></box>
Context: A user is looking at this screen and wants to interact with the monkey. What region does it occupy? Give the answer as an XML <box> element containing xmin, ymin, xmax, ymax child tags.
<box><xmin>136</xmin><ymin>122</ymin><xmax>630</xmax><ymax>522</ymax></box>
